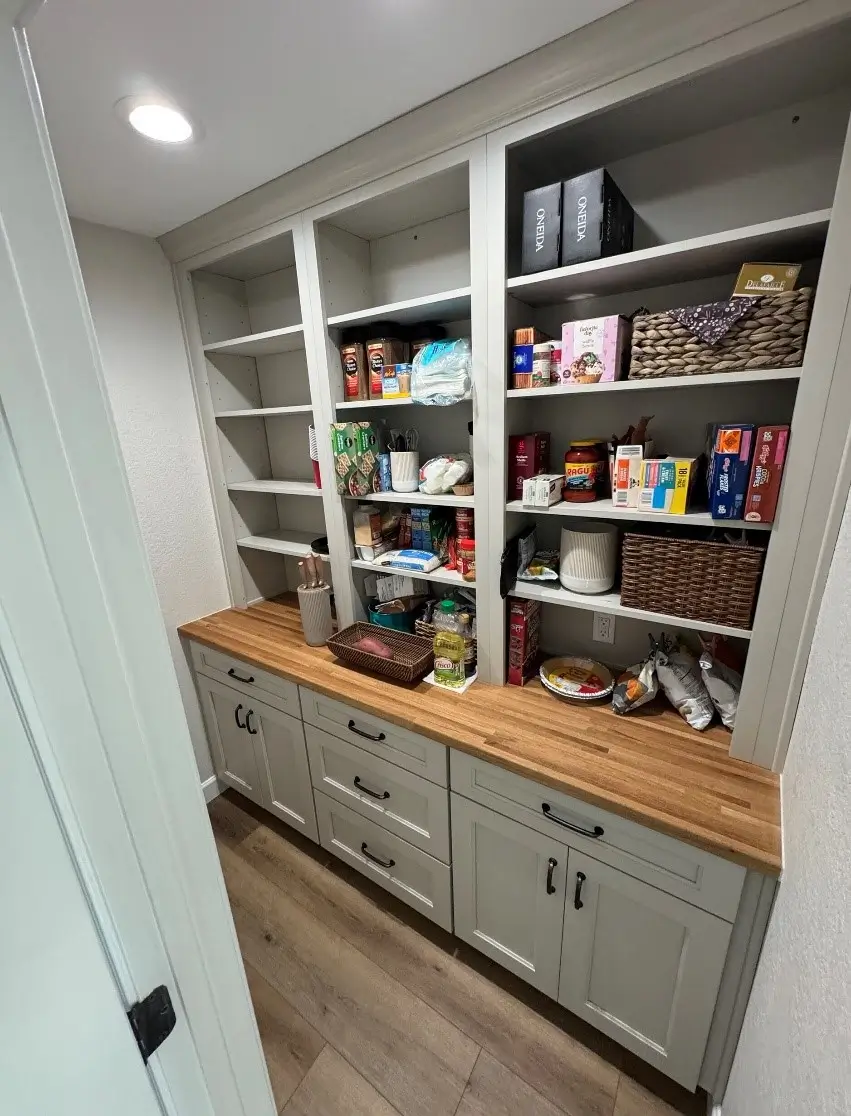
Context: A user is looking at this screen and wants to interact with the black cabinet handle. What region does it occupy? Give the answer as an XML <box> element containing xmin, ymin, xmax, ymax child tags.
<box><xmin>347</xmin><ymin>719</ymin><xmax>385</xmax><ymax>742</ymax></box>
<box><xmin>228</xmin><ymin>668</ymin><xmax>255</xmax><ymax>684</ymax></box>
<box><xmin>574</xmin><ymin>871</ymin><xmax>587</xmax><ymax>910</ymax></box>
<box><xmin>360</xmin><ymin>842</ymin><xmax>395</xmax><ymax>869</ymax></box>
<box><xmin>546</xmin><ymin>857</ymin><xmax>557</xmax><ymax>895</ymax></box>
<box><xmin>234</xmin><ymin>703</ymin><xmax>246</xmax><ymax>730</ymax></box>
<box><xmin>542</xmin><ymin>803</ymin><xmax>604</xmax><ymax>839</ymax></box>
<box><xmin>354</xmin><ymin>776</ymin><xmax>390</xmax><ymax>800</ymax></box>
<box><xmin>245</xmin><ymin>709</ymin><xmax>258</xmax><ymax>735</ymax></box>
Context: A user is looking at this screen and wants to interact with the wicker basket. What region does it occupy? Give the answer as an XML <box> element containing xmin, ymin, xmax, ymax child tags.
<box><xmin>415</xmin><ymin>618</ymin><xmax>477</xmax><ymax>667</ymax></box>
<box><xmin>629</xmin><ymin>288</ymin><xmax>812</xmax><ymax>379</ymax></box>
<box><xmin>620</xmin><ymin>534</ymin><xmax>766</xmax><ymax>630</ymax></box>
<box><xmin>327</xmin><ymin>622</ymin><xmax>434</xmax><ymax>682</ymax></box>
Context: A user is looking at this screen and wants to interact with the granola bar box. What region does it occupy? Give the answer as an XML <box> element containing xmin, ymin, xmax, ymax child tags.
<box><xmin>330</xmin><ymin>421</ymin><xmax>381</xmax><ymax>496</ymax></box>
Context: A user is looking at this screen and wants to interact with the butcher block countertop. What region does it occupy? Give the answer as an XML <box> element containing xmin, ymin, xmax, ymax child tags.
<box><xmin>180</xmin><ymin>597</ymin><xmax>781</xmax><ymax>874</ymax></box>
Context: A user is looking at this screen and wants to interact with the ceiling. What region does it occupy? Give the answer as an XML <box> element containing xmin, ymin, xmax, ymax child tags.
<box><xmin>26</xmin><ymin>0</ymin><xmax>631</xmax><ymax>238</ymax></box>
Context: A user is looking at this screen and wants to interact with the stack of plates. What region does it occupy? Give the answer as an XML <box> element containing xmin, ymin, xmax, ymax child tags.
<box><xmin>539</xmin><ymin>656</ymin><xmax>614</xmax><ymax>702</ymax></box>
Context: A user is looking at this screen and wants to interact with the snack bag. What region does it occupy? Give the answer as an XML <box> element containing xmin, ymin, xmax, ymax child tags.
<box><xmin>653</xmin><ymin>635</ymin><xmax>715</xmax><ymax>731</ymax></box>
<box><xmin>699</xmin><ymin>635</ymin><xmax>743</xmax><ymax>729</ymax></box>
<box><xmin>612</xmin><ymin>656</ymin><xmax>658</xmax><ymax>715</ymax></box>
<box><xmin>516</xmin><ymin>526</ymin><xmax>560</xmax><ymax>581</ymax></box>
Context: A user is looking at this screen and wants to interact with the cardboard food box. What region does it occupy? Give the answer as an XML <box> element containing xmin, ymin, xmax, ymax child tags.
<box><xmin>744</xmin><ymin>426</ymin><xmax>790</xmax><ymax>523</ymax></box>
<box><xmin>512</xmin><ymin>329</ymin><xmax>553</xmax><ymax>388</ymax></box>
<box><xmin>560</xmin><ymin>169</ymin><xmax>634</xmax><ymax>267</ymax></box>
<box><xmin>707</xmin><ymin>424</ymin><xmax>755</xmax><ymax>520</ymax></box>
<box><xmin>521</xmin><ymin>474</ymin><xmax>564</xmax><ymax>507</ymax></box>
<box><xmin>561</xmin><ymin>315</ymin><xmax>630</xmax><ymax>384</ymax></box>
<box><xmin>508</xmin><ymin>432</ymin><xmax>551</xmax><ymax>500</ymax></box>
<box><xmin>330</xmin><ymin>421</ymin><xmax>381</xmax><ymax>496</ymax></box>
<box><xmin>733</xmin><ymin>263</ymin><xmax>801</xmax><ymax>298</ymax></box>
<box><xmin>638</xmin><ymin>457</ymin><xmax>697</xmax><ymax>515</ymax></box>
<box><xmin>521</xmin><ymin>183</ymin><xmax>562</xmax><ymax>274</ymax></box>
<box><xmin>612</xmin><ymin>444</ymin><xmax>645</xmax><ymax>508</ymax></box>
<box><xmin>507</xmin><ymin>598</ymin><xmax>541</xmax><ymax>686</ymax></box>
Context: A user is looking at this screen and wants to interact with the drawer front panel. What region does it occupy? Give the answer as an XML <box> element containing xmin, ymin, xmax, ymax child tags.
<box><xmin>190</xmin><ymin>641</ymin><xmax>301</xmax><ymax>716</ymax></box>
<box><xmin>450</xmin><ymin>750</ymin><xmax>744</xmax><ymax>921</ymax></box>
<box><xmin>299</xmin><ymin>687</ymin><xmax>447</xmax><ymax>786</ymax></box>
<box><xmin>314</xmin><ymin>791</ymin><xmax>452</xmax><ymax>931</ymax></box>
<box><xmin>306</xmin><ymin>725</ymin><xmax>450</xmax><ymax>862</ymax></box>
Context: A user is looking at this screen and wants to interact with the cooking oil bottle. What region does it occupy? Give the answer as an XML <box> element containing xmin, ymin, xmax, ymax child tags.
<box><xmin>432</xmin><ymin>600</ymin><xmax>466</xmax><ymax>689</ymax></box>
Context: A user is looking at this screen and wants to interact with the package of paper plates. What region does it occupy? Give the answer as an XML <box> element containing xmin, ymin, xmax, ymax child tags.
<box><xmin>540</xmin><ymin>656</ymin><xmax>614</xmax><ymax>702</ymax></box>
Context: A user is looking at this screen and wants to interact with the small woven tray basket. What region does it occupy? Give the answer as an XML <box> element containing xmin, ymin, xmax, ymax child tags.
<box><xmin>327</xmin><ymin>622</ymin><xmax>434</xmax><ymax>682</ymax></box>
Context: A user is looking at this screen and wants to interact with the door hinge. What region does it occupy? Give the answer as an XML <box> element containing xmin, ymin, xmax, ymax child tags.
<box><xmin>127</xmin><ymin>984</ymin><xmax>177</xmax><ymax>1064</ymax></box>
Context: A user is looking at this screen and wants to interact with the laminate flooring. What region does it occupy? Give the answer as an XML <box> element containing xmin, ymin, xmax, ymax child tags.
<box><xmin>210</xmin><ymin>792</ymin><xmax>707</xmax><ymax>1116</ymax></box>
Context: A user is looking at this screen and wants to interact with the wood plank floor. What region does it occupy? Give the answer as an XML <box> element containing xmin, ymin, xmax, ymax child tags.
<box><xmin>211</xmin><ymin>793</ymin><xmax>706</xmax><ymax>1116</ymax></box>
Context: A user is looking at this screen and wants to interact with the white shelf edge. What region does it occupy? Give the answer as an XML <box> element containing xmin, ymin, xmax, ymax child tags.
<box><xmin>509</xmin><ymin>581</ymin><xmax>752</xmax><ymax>640</ymax></box>
<box><xmin>215</xmin><ymin>404</ymin><xmax>313</xmax><ymax>418</ymax></box>
<box><xmin>202</xmin><ymin>323</ymin><xmax>305</xmax><ymax>355</ymax></box>
<box><xmin>335</xmin><ymin>396</ymin><xmax>472</xmax><ymax>410</ymax></box>
<box><xmin>505</xmin><ymin>498</ymin><xmax>773</xmax><ymax>531</ymax></box>
<box><xmin>236</xmin><ymin>530</ymin><xmax>330</xmax><ymax>559</ymax></box>
<box><xmin>351</xmin><ymin>559</ymin><xmax>475</xmax><ymax>588</ymax></box>
<box><xmin>343</xmin><ymin>490</ymin><xmax>475</xmax><ymax>508</ymax></box>
<box><xmin>227</xmin><ymin>479</ymin><xmax>322</xmax><ymax>497</ymax></box>
<box><xmin>507</xmin><ymin>367</ymin><xmax>801</xmax><ymax>398</ymax></box>
<box><xmin>327</xmin><ymin>286</ymin><xmax>472</xmax><ymax>328</ymax></box>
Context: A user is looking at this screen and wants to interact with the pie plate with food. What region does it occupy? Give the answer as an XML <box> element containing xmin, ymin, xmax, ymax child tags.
<box><xmin>539</xmin><ymin>656</ymin><xmax>614</xmax><ymax>701</ymax></box>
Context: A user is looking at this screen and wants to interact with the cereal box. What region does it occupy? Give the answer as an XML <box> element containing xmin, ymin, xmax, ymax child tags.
<box><xmin>330</xmin><ymin>422</ymin><xmax>381</xmax><ymax>496</ymax></box>
<box><xmin>561</xmin><ymin>315</ymin><xmax>630</xmax><ymax>384</ymax></box>
<box><xmin>744</xmin><ymin>426</ymin><xmax>790</xmax><ymax>523</ymax></box>
<box><xmin>507</xmin><ymin>599</ymin><xmax>541</xmax><ymax>686</ymax></box>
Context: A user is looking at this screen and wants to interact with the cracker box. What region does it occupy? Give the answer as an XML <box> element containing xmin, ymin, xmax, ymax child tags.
<box><xmin>507</xmin><ymin>598</ymin><xmax>541</xmax><ymax>686</ymax></box>
<box><xmin>508</xmin><ymin>432</ymin><xmax>551</xmax><ymax>500</ymax></box>
<box><xmin>707</xmin><ymin>424</ymin><xmax>755</xmax><ymax>520</ymax></box>
<box><xmin>330</xmin><ymin>421</ymin><xmax>381</xmax><ymax>496</ymax></box>
<box><xmin>744</xmin><ymin>426</ymin><xmax>790</xmax><ymax>523</ymax></box>
<box><xmin>561</xmin><ymin>315</ymin><xmax>630</xmax><ymax>384</ymax></box>
<box><xmin>638</xmin><ymin>457</ymin><xmax>697</xmax><ymax>515</ymax></box>
<box><xmin>612</xmin><ymin>444</ymin><xmax>644</xmax><ymax>508</ymax></box>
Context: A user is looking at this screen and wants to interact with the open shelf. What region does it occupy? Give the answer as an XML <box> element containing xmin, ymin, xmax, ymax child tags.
<box><xmin>327</xmin><ymin>287</ymin><xmax>471</xmax><ymax>329</ymax></box>
<box><xmin>236</xmin><ymin>529</ymin><xmax>329</xmax><ymax>558</ymax></box>
<box><xmin>509</xmin><ymin>581</ymin><xmax>752</xmax><ymax>640</ymax></box>
<box><xmin>351</xmin><ymin>559</ymin><xmax>474</xmax><ymax>588</ymax></box>
<box><xmin>505</xmin><ymin>498</ymin><xmax>772</xmax><ymax>531</ymax></box>
<box><xmin>215</xmin><ymin>404</ymin><xmax>313</xmax><ymax>419</ymax></box>
<box><xmin>228</xmin><ymin>479</ymin><xmax>321</xmax><ymax>497</ymax></box>
<box><xmin>336</xmin><ymin>396</ymin><xmax>472</xmax><ymax>411</ymax></box>
<box><xmin>507</xmin><ymin>367</ymin><xmax>801</xmax><ymax>399</ymax></box>
<box><xmin>203</xmin><ymin>324</ymin><xmax>305</xmax><ymax>357</ymax></box>
<box><xmin>506</xmin><ymin>210</ymin><xmax>830</xmax><ymax>305</ymax></box>
<box><xmin>344</xmin><ymin>491</ymin><xmax>475</xmax><ymax>508</ymax></box>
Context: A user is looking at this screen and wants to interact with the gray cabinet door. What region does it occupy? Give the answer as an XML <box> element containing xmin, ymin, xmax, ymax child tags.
<box><xmin>198</xmin><ymin>675</ymin><xmax>264</xmax><ymax>805</ymax></box>
<box><xmin>247</xmin><ymin>695</ymin><xmax>318</xmax><ymax>842</ymax></box>
<box><xmin>559</xmin><ymin>851</ymin><xmax>732</xmax><ymax>1090</ymax></box>
<box><xmin>451</xmin><ymin>793</ymin><xmax>567</xmax><ymax>997</ymax></box>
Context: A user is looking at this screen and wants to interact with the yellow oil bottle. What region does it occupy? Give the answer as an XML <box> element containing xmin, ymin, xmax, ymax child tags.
<box><xmin>432</xmin><ymin>600</ymin><xmax>466</xmax><ymax>689</ymax></box>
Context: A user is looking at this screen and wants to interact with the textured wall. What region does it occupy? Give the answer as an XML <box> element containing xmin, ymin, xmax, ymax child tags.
<box><xmin>724</xmin><ymin>491</ymin><xmax>851</xmax><ymax>1114</ymax></box>
<box><xmin>72</xmin><ymin>219</ymin><xmax>230</xmax><ymax>786</ymax></box>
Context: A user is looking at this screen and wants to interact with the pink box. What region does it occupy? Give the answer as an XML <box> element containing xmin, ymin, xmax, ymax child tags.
<box><xmin>560</xmin><ymin>315</ymin><xmax>630</xmax><ymax>385</ymax></box>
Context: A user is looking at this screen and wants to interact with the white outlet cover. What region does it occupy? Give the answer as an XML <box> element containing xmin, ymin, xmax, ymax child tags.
<box><xmin>593</xmin><ymin>612</ymin><xmax>616</xmax><ymax>644</ymax></box>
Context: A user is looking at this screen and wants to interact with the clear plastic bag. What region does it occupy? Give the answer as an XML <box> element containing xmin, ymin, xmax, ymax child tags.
<box><xmin>411</xmin><ymin>338</ymin><xmax>472</xmax><ymax>406</ymax></box>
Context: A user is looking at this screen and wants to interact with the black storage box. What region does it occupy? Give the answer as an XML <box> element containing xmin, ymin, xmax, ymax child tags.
<box><xmin>521</xmin><ymin>183</ymin><xmax>561</xmax><ymax>274</ymax></box>
<box><xmin>560</xmin><ymin>169</ymin><xmax>634</xmax><ymax>267</ymax></box>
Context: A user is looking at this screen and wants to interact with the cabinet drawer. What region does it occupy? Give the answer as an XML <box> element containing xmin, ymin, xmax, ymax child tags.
<box><xmin>315</xmin><ymin>791</ymin><xmax>452</xmax><ymax>931</ymax></box>
<box><xmin>190</xmin><ymin>641</ymin><xmax>301</xmax><ymax>717</ymax></box>
<box><xmin>306</xmin><ymin>725</ymin><xmax>450</xmax><ymax>863</ymax></box>
<box><xmin>450</xmin><ymin>750</ymin><xmax>744</xmax><ymax>921</ymax></box>
<box><xmin>299</xmin><ymin>687</ymin><xmax>447</xmax><ymax>786</ymax></box>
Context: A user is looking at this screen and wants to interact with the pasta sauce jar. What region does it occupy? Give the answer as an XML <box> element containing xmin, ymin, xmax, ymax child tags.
<box><xmin>564</xmin><ymin>440</ymin><xmax>604</xmax><ymax>502</ymax></box>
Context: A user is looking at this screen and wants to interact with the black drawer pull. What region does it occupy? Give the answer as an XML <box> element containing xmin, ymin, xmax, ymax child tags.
<box><xmin>546</xmin><ymin>857</ymin><xmax>557</xmax><ymax>895</ymax></box>
<box><xmin>245</xmin><ymin>709</ymin><xmax>258</xmax><ymax>735</ymax></box>
<box><xmin>542</xmin><ymin>803</ymin><xmax>604</xmax><ymax>839</ymax></box>
<box><xmin>574</xmin><ymin>871</ymin><xmax>587</xmax><ymax>910</ymax></box>
<box><xmin>360</xmin><ymin>842</ymin><xmax>395</xmax><ymax>869</ymax></box>
<box><xmin>354</xmin><ymin>776</ymin><xmax>389</xmax><ymax>800</ymax></box>
<box><xmin>228</xmin><ymin>668</ymin><xmax>255</xmax><ymax>684</ymax></box>
<box><xmin>234</xmin><ymin>703</ymin><xmax>246</xmax><ymax>730</ymax></box>
<box><xmin>348</xmin><ymin>719</ymin><xmax>385</xmax><ymax>742</ymax></box>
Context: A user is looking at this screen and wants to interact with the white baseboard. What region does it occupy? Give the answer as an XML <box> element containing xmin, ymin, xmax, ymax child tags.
<box><xmin>709</xmin><ymin>1102</ymin><xmax>723</xmax><ymax>1116</ymax></box>
<box><xmin>201</xmin><ymin>775</ymin><xmax>223</xmax><ymax>803</ymax></box>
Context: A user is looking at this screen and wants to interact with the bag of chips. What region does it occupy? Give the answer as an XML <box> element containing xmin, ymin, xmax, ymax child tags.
<box><xmin>516</xmin><ymin>526</ymin><xmax>559</xmax><ymax>581</ymax></box>
<box><xmin>653</xmin><ymin>635</ymin><xmax>715</xmax><ymax>731</ymax></box>
<box><xmin>612</xmin><ymin>656</ymin><xmax>658</xmax><ymax>715</ymax></box>
<box><xmin>699</xmin><ymin>635</ymin><xmax>743</xmax><ymax>729</ymax></box>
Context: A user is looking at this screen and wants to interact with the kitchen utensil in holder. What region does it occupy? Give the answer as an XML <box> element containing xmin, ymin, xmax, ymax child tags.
<box><xmin>297</xmin><ymin>583</ymin><xmax>333</xmax><ymax>646</ymax></box>
<box><xmin>390</xmin><ymin>451</ymin><xmax>419</xmax><ymax>492</ymax></box>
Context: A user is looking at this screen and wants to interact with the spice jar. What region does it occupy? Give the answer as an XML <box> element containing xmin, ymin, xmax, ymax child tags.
<box><xmin>564</xmin><ymin>440</ymin><xmax>605</xmax><ymax>502</ymax></box>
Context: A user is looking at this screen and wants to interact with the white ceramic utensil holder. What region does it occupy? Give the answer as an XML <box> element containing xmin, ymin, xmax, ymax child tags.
<box><xmin>560</xmin><ymin>522</ymin><xmax>618</xmax><ymax>594</ymax></box>
<box><xmin>390</xmin><ymin>451</ymin><xmax>419</xmax><ymax>492</ymax></box>
<box><xmin>297</xmin><ymin>584</ymin><xmax>333</xmax><ymax>646</ymax></box>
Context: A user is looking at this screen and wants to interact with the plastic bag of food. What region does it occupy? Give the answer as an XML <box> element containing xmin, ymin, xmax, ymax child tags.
<box><xmin>411</xmin><ymin>338</ymin><xmax>472</xmax><ymax>406</ymax></box>
<box><xmin>418</xmin><ymin>454</ymin><xmax>472</xmax><ymax>494</ymax></box>
<box><xmin>516</xmin><ymin>526</ymin><xmax>559</xmax><ymax>581</ymax></box>
<box><xmin>612</xmin><ymin>656</ymin><xmax>658</xmax><ymax>715</ymax></box>
<box><xmin>653</xmin><ymin>635</ymin><xmax>715</xmax><ymax>731</ymax></box>
<box><xmin>699</xmin><ymin>635</ymin><xmax>742</xmax><ymax>729</ymax></box>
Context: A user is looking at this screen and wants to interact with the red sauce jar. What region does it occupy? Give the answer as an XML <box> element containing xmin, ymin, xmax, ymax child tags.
<box><xmin>564</xmin><ymin>440</ymin><xmax>604</xmax><ymax>502</ymax></box>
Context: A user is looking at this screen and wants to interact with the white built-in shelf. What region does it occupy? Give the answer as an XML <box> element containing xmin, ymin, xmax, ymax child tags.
<box><xmin>215</xmin><ymin>404</ymin><xmax>313</xmax><ymax>419</ymax></box>
<box><xmin>203</xmin><ymin>324</ymin><xmax>305</xmax><ymax>357</ymax></box>
<box><xmin>327</xmin><ymin>287</ymin><xmax>472</xmax><ymax>329</ymax></box>
<box><xmin>506</xmin><ymin>209</ymin><xmax>830</xmax><ymax>305</ymax></box>
<box><xmin>335</xmin><ymin>396</ymin><xmax>472</xmax><ymax>410</ymax></box>
<box><xmin>227</xmin><ymin>479</ymin><xmax>321</xmax><ymax>497</ymax></box>
<box><xmin>344</xmin><ymin>490</ymin><xmax>475</xmax><ymax>508</ymax></box>
<box><xmin>237</xmin><ymin>530</ymin><xmax>330</xmax><ymax>559</ymax></box>
<box><xmin>505</xmin><ymin>498</ymin><xmax>772</xmax><ymax>531</ymax></box>
<box><xmin>509</xmin><ymin>581</ymin><xmax>752</xmax><ymax>640</ymax></box>
<box><xmin>351</xmin><ymin>559</ymin><xmax>474</xmax><ymax>588</ymax></box>
<box><xmin>507</xmin><ymin>367</ymin><xmax>801</xmax><ymax>399</ymax></box>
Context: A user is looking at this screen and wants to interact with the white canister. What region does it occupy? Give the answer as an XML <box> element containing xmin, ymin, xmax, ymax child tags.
<box><xmin>390</xmin><ymin>451</ymin><xmax>419</xmax><ymax>493</ymax></box>
<box><xmin>559</xmin><ymin>522</ymin><xmax>618</xmax><ymax>594</ymax></box>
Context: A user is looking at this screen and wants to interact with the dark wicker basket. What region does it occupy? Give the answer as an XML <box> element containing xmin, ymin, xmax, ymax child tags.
<box><xmin>327</xmin><ymin>622</ymin><xmax>434</xmax><ymax>682</ymax></box>
<box><xmin>629</xmin><ymin>288</ymin><xmax>812</xmax><ymax>379</ymax></box>
<box><xmin>620</xmin><ymin>534</ymin><xmax>766</xmax><ymax>630</ymax></box>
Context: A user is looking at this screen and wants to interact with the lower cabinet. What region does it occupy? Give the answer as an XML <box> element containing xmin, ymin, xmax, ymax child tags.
<box><xmin>197</xmin><ymin>675</ymin><xmax>265</xmax><ymax>806</ymax></box>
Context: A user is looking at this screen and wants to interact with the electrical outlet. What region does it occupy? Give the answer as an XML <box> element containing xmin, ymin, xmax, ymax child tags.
<box><xmin>593</xmin><ymin>612</ymin><xmax>616</xmax><ymax>644</ymax></box>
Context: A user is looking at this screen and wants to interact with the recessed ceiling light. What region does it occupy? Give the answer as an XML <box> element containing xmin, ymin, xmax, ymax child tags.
<box><xmin>115</xmin><ymin>95</ymin><xmax>196</xmax><ymax>145</ymax></box>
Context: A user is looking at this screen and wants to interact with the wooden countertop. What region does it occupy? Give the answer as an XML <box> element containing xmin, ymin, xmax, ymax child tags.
<box><xmin>180</xmin><ymin>597</ymin><xmax>781</xmax><ymax>874</ymax></box>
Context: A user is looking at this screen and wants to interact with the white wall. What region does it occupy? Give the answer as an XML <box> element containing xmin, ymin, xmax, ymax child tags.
<box><xmin>723</xmin><ymin>494</ymin><xmax>851</xmax><ymax>1115</ymax></box>
<box><xmin>72</xmin><ymin>218</ymin><xmax>229</xmax><ymax>786</ymax></box>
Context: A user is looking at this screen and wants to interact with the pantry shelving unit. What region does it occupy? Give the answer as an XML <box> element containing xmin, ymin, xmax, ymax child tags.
<box><xmin>174</xmin><ymin>11</ymin><xmax>851</xmax><ymax>774</ymax></box>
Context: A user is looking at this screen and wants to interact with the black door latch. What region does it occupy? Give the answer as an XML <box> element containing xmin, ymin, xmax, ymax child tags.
<box><xmin>127</xmin><ymin>984</ymin><xmax>177</xmax><ymax>1063</ymax></box>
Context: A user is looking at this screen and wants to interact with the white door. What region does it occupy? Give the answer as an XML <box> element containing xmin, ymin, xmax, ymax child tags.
<box><xmin>198</xmin><ymin>675</ymin><xmax>265</xmax><ymax>804</ymax></box>
<box><xmin>0</xmin><ymin>649</ymin><xmax>165</xmax><ymax>1116</ymax></box>
<box><xmin>451</xmin><ymin>794</ymin><xmax>567</xmax><ymax>997</ymax></box>
<box><xmin>559</xmin><ymin>851</ymin><xmax>732</xmax><ymax>1090</ymax></box>
<box><xmin>249</xmin><ymin>695</ymin><xmax>319</xmax><ymax>841</ymax></box>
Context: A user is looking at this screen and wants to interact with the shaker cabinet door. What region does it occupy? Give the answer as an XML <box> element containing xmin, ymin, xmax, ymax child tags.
<box><xmin>558</xmin><ymin>851</ymin><xmax>732</xmax><ymax>1090</ymax></box>
<box><xmin>197</xmin><ymin>676</ymin><xmax>264</xmax><ymax>805</ymax></box>
<box><xmin>451</xmin><ymin>794</ymin><xmax>567</xmax><ymax>998</ymax></box>
<box><xmin>247</xmin><ymin>696</ymin><xmax>318</xmax><ymax>842</ymax></box>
